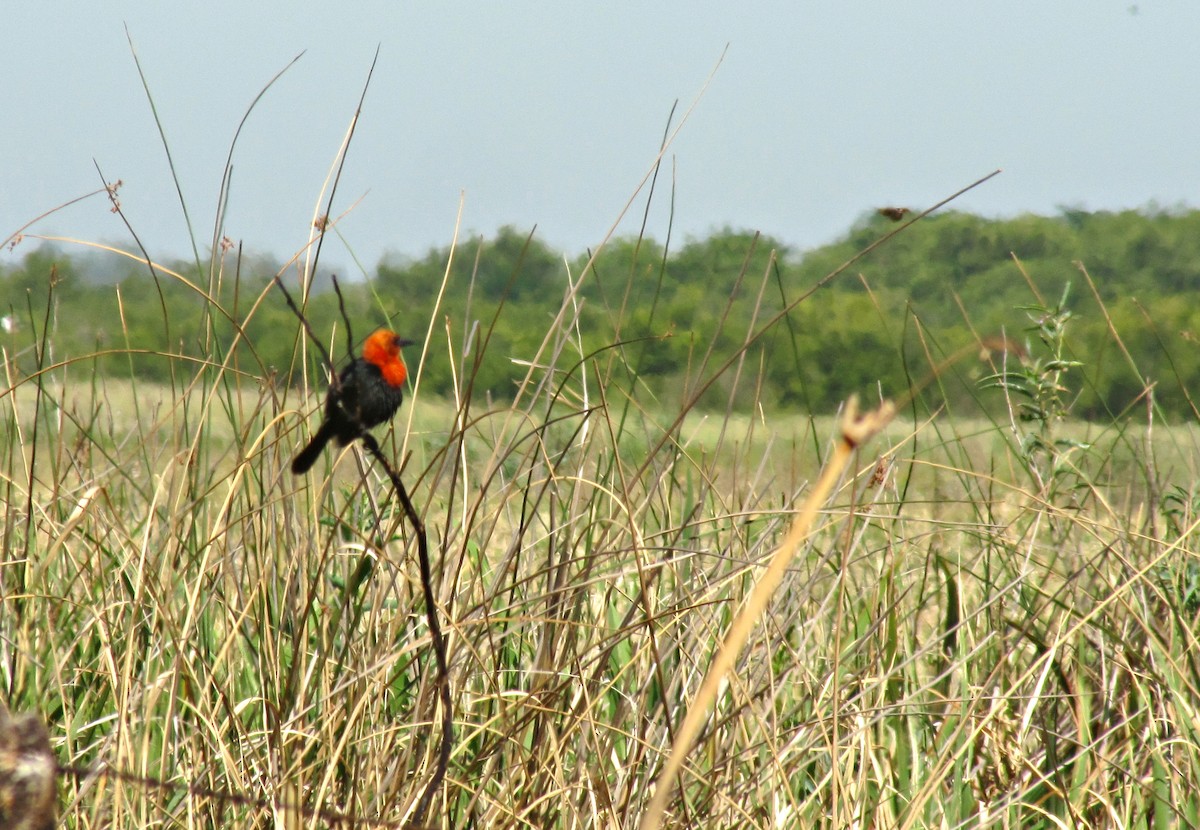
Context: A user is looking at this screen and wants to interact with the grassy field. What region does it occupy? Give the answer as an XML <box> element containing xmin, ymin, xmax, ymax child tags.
<box><xmin>3</xmin><ymin>97</ymin><xmax>1199</xmax><ymax>821</ymax></box>
<box><xmin>5</xmin><ymin>249</ymin><xmax>1200</xmax><ymax>830</ymax></box>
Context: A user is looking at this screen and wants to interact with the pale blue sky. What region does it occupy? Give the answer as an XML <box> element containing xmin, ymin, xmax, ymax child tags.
<box><xmin>3</xmin><ymin>2</ymin><xmax>1196</xmax><ymax>274</ymax></box>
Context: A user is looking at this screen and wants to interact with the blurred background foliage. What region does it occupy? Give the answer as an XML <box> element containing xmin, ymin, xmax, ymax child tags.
<box><xmin>5</xmin><ymin>206</ymin><xmax>1200</xmax><ymax>419</ymax></box>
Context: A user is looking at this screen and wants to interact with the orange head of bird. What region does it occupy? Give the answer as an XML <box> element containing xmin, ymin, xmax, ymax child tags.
<box><xmin>361</xmin><ymin>329</ymin><xmax>413</xmax><ymax>388</ymax></box>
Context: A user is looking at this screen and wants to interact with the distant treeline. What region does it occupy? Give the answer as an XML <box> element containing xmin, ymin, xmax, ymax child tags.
<box><xmin>4</xmin><ymin>207</ymin><xmax>1200</xmax><ymax>419</ymax></box>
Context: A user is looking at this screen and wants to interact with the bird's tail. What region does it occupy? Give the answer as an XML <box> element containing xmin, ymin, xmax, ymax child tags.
<box><xmin>291</xmin><ymin>422</ymin><xmax>336</xmax><ymax>474</ymax></box>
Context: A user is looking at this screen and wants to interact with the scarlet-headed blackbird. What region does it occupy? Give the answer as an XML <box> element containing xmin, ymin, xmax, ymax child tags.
<box><xmin>291</xmin><ymin>329</ymin><xmax>413</xmax><ymax>474</ymax></box>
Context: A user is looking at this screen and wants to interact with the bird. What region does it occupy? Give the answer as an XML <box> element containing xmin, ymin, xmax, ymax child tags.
<box><xmin>877</xmin><ymin>206</ymin><xmax>911</xmax><ymax>222</ymax></box>
<box><xmin>291</xmin><ymin>328</ymin><xmax>413</xmax><ymax>474</ymax></box>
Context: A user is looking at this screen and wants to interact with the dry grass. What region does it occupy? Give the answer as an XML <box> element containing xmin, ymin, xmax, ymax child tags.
<box><xmin>4</xmin><ymin>235</ymin><xmax>1200</xmax><ymax>830</ymax></box>
<box><xmin>5</xmin><ymin>61</ymin><xmax>1200</xmax><ymax>827</ymax></box>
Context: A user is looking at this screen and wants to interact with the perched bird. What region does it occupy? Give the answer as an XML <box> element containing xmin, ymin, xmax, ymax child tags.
<box><xmin>291</xmin><ymin>329</ymin><xmax>413</xmax><ymax>474</ymax></box>
<box><xmin>877</xmin><ymin>206</ymin><xmax>911</xmax><ymax>222</ymax></box>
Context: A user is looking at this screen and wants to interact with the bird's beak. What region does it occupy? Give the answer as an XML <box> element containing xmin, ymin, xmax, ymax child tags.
<box><xmin>395</xmin><ymin>337</ymin><xmax>415</xmax><ymax>348</ymax></box>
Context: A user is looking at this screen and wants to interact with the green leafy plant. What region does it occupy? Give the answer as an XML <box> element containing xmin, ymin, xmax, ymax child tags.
<box><xmin>981</xmin><ymin>282</ymin><xmax>1091</xmax><ymax>488</ymax></box>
